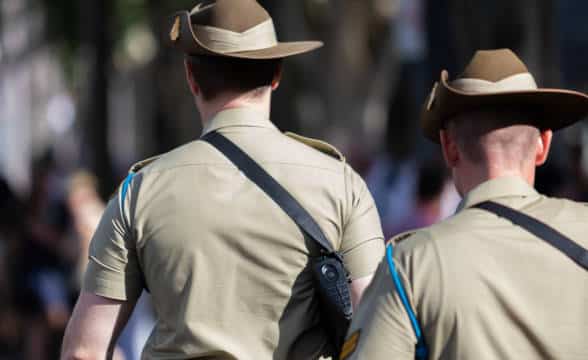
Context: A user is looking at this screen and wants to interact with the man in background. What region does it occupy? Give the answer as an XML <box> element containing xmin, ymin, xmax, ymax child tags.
<box><xmin>388</xmin><ymin>160</ymin><xmax>448</xmax><ymax>237</ymax></box>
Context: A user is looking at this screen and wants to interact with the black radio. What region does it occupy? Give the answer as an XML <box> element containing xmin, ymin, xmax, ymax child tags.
<box><xmin>312</xmin><ymin>253</ymin><xmax>353</xmax><ymax>353</ymax></box>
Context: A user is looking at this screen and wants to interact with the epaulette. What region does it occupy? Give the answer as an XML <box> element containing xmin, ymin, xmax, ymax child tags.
<box><xmin>110</xmin><ymin>155</ymin><xmax>161</xmax><ymax>200</ymax></box>
<box><xmin>285</xmin><ymin>132</ymin><xmax>345</xmax><ymax>161</ymax></box>
<box><xmin>129</xmin><ymin>154</ymin><xmax>161</xmax><ymax>174</ymax></box>
<box><xmin>386</xmin><ymin>230</ymin><xmax>416</xmax><ymax>247</ymax></box>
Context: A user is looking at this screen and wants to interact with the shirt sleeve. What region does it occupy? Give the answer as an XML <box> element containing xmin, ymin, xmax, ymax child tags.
<box><xmin>343</xmin><ymin>230</ymin><xmax>442</xmax><ymax>360</ymax></box>
<box><xmin>340</xmin><ymin>165</ymin><xmax>385</xmax><ymax>279</ymax></box>
<box><xmin>82</xmin><ymin>181</ymin><xmax>143</xmax><ymax>301</ymax></box>
<box><xmin>342</xmin><ymin>254</ymin><xmax>416</xmax><ymax>360</ymax></box>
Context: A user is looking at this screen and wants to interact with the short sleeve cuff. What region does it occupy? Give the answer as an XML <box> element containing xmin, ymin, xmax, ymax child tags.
<box><xmin>343</xmin><ymin>238</ymin><xmax>385</xmax><ymax>279</ymax></box>
<box><xmin>82</xmin><ymin>258</ymin><xmax>142</xmax><ymax>301</ymax></box>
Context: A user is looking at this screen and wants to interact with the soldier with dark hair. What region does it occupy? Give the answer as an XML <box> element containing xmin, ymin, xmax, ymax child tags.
<box><xmin>62</xmin><ymin>1</ymin><xmax>384</xmax><ymax>359</ymax></box>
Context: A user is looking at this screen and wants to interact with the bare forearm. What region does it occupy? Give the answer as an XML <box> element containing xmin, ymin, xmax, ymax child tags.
<box><xmin>60</xmin><ymin>345</ymin><xmax>116</xmax><ymax>360</ymax></box>
<box><xmin>61</xmin><ymin>292</ymin><xmax>135</xmax><ymax>360</ymax></box>
<box><xmin>350</xmin><ymin>274</ymin><xmax>375</xmax><ymax>311</ymax></box>
<box><xmin>61</xmin><ymin>318</ymin><xmax>109</xmax><ymax>360</ymax></box>
<box><xmin>60</xmin><ymin>347</ymin><xmax>101</xmax><ymax>360</ymax></box>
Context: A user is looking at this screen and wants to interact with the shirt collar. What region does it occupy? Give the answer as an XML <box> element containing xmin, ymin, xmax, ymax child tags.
<box><xmin>201</xmin><ymin>107</ymin><xmax>277</xmax><ymax>136</ymax></box>
<box><xmin>457</xmin><ymin>176</ymin><xmax>539</xmax><ymax>212</ymax></box>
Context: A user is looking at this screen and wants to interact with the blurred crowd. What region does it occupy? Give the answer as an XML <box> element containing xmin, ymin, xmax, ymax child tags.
<box><xmin>0</xmin><ymin>153</ymin><xmax>154</xmax><ymax>360</ymax></box>
<box><xmin>2</xmin><ymin>0</ymin><xmax>588</xmax><ymax>359</ymax></box>
<box><xmin>0</xmin><ymin>153</ymin><xmax>99</xmax><ymax>359</ymax></box>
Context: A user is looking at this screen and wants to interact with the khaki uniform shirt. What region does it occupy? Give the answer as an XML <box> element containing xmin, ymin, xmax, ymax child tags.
<box><xmin>83</xmin><ymin>108</ymin><xmax>384</xmax><ymax>359</ymax></box>
<box><xmin>344</xmin><ymin>176</ymin><xmax>588</xmax><ymax>360</ymax></box>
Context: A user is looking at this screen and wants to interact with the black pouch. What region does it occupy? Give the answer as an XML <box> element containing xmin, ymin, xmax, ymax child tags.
<box><xmin>311</xmin><ymin>254</ymin><xmax>353</xmax><ymax>353</ymax></box>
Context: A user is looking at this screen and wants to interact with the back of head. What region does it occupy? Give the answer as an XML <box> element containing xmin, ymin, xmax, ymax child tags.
<box><xmin>186</xmin><ymin>55</ymin><xmax>281</xmax><ymax>100</ymax></box>
<box><xmin>447</xmin><ymin>108</ymin><xmax>540</xmax><ymax>171</ymax></box>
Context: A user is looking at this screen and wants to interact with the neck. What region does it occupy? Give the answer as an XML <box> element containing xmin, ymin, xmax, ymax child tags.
<box><xmin>197</xmin><ymin>87</ymin><xmax>272</xmax><ymax>128</ymax></box>
<box><xmin>456</xmin><ymin>163</ymin><xmax>535</xmax><ymax>196</ymax></box>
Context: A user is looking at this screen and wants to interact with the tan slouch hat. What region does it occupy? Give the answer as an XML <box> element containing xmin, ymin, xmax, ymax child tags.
<box><xmin>167</xmin><ymin>0</ymin><xmax>323</xmax><ymax>59</ymax></box>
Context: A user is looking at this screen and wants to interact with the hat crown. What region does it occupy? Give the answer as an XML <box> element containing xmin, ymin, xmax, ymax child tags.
<box><xmin>460</xmin><ymin>49</ymin><xmax>529</xmax><ymax>82</ymax></box>
<box><xmin>191</xmin><ymin>0</ymin><xmax>271</xmax><ymax>33</ymax></box>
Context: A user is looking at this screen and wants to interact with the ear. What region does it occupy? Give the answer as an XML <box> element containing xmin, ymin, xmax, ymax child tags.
<box><xmin>440</xmin><ymin>129</ymin><xmax>460</xmax><ymax>168</ymax></box>
<box><xmin>184</xmin><ymin>59</ymin><xmax>200</xmax><ymax>96</ymax></box>
<box><xmin>535</xmin><ymin>129</ymin><xmax>553</xmax><ymax>166</ymax></box>
<box><xmin>271</xmin><ymin>62</ymin><xmax>283</xmax><ymax>91</ymax></box>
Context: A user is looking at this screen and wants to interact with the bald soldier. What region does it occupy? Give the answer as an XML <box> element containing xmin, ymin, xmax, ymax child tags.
<box><xmin>61</xmin><ymin>1</ymin><xmax>384</xmax><ymax>359</ymax></box>
<box><xmin>342</xmin><ymin>49</ymin><xmax>588</xmax><ymax>359</ymax></box>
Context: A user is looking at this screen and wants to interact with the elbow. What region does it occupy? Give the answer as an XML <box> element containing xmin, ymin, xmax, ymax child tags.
<box><xmin>61</xmin><ymin>348</ymin><xmax>99</xmax><ymax>360</ymax></box>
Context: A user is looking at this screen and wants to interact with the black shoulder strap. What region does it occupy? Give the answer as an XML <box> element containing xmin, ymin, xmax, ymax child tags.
<box><xmin>474</xmin><ymin>201</ymin><xmax>588</xmax><ymax>270</ymax></box>
<box><xmin>201</xmin><ymin>131</ymin><xmax>337</xmax><ymax>256</ymax></box>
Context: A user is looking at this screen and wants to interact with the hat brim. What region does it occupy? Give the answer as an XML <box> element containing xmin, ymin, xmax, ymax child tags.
<box><xmin>169</xmin><ymin>11</ymin><xmax>323</xmax><ymax>59</ymax></box>
<box><xmin>421</xmin><ymin>70</ymin><xmax>588</xmax><ymax>143</ymax></box>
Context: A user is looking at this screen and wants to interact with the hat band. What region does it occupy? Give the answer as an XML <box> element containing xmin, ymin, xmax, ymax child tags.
<box><xmin>451</xmin><ymin>73</ymin><xmax>538</xmax><ymax>94</ymax></box>
<box><xmin>193</xmin><ymin>19</ymin><xmax>278</xmax><ymax>54</ymax></box>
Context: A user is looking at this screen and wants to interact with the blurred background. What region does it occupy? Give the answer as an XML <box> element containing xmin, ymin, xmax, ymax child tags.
<box><xmin>1</xmin><ymin>0</ymin><xmax>588</xmax><ymax>359</ymax></box>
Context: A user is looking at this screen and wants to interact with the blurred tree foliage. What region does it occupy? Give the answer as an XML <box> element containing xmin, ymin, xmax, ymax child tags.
<box><xmin>41</xmin><ymin>0</ymin><xmax>154</xmax><ymax>79</ymax></box>
<box><xmin>39</xmin><ymin>0</ymin><xmax>193</xmax><ymax>197</ymax></box>
<box><xmin>41</xmin><ymin>0</ymin><xmax>80</xmax><ymax>80</ymax></box>
<box><xmin>36</xmin><ymin>0</ymin><xmax>394</xmax><ymax>195</ymax></box>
